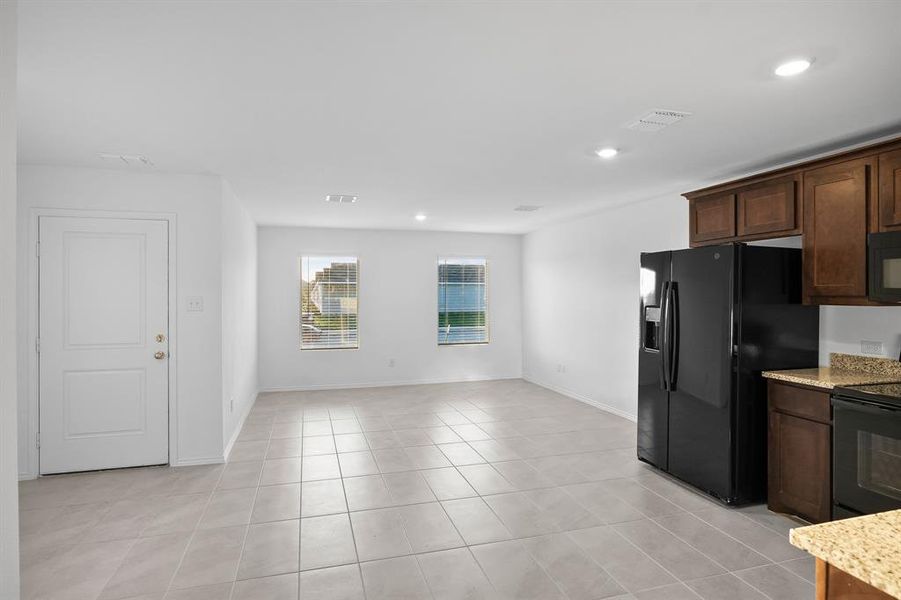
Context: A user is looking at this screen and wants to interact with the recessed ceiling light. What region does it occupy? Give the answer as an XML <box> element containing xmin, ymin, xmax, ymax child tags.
<box><xmin>774</xmin><ymin>59</ymin><xmax>812</xmax><ymax>77</ymax></box>
<box><xmin>414</xmin><ymin>213</ymin><xmax>427</xmax><ymax>222</ymax></box>
<box><xmin>596</xmin><ymin>147</ymin><xmax>619</xmax><ymax>159</ymax></box>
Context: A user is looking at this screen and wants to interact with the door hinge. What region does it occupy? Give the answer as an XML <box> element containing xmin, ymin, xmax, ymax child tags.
<box><xmin>35</xmin><ymin>338</ymin><xmax>40</xmax><ymax>354</ymax></box>
<box><xmin>35</xmin><ymin>432</ymin><xmax>40</xmax><ymax>449</ymax></box>
<box><xmin>35</xmin><ymin>241</ymin><xmax>40</xmax><ymax>258</ymax></box>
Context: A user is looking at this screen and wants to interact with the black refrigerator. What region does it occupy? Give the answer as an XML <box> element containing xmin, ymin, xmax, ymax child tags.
<box><xmin>638</xmin><ymin>244</ymin><xmax>819</xmax><ymax>505</ymax></box>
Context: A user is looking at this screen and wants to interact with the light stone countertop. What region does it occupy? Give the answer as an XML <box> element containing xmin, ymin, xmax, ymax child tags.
<box><xmin>762</xmin><ymin>352</ymin><xmax>901</xmax><ymax>390</ymax></box>
<box><xmin>790</xmin><ymin>510</ymin><xmax>901</xmax><ymax>598</ymax></box>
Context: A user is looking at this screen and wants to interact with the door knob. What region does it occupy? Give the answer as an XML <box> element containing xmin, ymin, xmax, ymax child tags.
<box><xmin>156</xmin><ymin>333</ymin><xmax>166</xmax><ymax>343</ymax></box>
<box><xmin>154</xmin><ymin>351</ymin><xmax>167</xmax><ymax>360</ymax></box>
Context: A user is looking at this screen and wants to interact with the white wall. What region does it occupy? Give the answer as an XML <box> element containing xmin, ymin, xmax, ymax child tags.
<box><xmin>0</xmin><ymin>1</ymin><xmax>20</xmax><ymax>596</ymax></box>
<box><xmin>221</xmin><ymin>181</ymin><xmax>258</xmax><ymax>454</ymax></box>
<box><xmin>820</xmin><ymin>306</ymin><xmax>901</xmax><ymax>363</ymax></box>
<box><xmin>17</xmin><ymin>166</ymin><xmax>227</xmax><ymax>471</ymax></box>
<box><xmin>258</xmin><ymin>226</ymin><xmax>522</xmax><ymax>390</ymax></box>
<box><xmin>522</xmin><ymin>194</ymin><xmax>688</xmax><ymax>420</ymax></box>
<box><xmin>522</xmin><ymin>194</ymin><xmax>901</xmax><ymax>420</ymax></box>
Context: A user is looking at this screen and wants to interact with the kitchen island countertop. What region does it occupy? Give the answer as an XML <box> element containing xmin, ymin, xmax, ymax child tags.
<box><xmin>790</xmin><ymin>509</ymin><xmax>901</xmax><ymax>598</ymax></box>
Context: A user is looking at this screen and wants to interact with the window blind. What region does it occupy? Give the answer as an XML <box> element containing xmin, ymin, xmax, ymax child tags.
<box><xmin>438</xmin><ymin>257</ymin><xmax>488</xmax><ymax>345</ymax></box>
<box><xmin>300</xmin><ymin>256</ymin><xmax>359</xmax><ymax>350</ymax></box>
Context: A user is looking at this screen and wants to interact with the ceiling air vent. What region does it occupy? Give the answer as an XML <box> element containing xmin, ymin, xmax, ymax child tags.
<box><xmin>625</xmin><ymin>109</ymin><xmax>692</xmax><ymax>132</ymax></box>
<box><xmin>325</xmin><ymin>194</ymin><xmax>358</xmax><ymax>204</ymax></box>
<box><xmin>514</xmin><ymin>205</ymin><xmax>542</xmax><ymax>212</ymax></box>
<box><xmin>98</xmin><ymin>153</ymin><xmax>154</xmax><ymax>167</ymax></box>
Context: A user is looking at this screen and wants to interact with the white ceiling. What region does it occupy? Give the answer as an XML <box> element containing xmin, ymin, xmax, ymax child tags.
<box><xmin>17</xmin><ymin>1</ymin><xmax>901</xmax><ymax>233</ymax></box>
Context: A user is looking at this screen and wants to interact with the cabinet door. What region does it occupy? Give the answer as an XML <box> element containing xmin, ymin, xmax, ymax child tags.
<box><xmin>689</xmin><ymin>194</ymin><xmax>735</xmax><ymax>245</ymax></box>
<box><xmin>879</xmin><ymin>149</ymin><xmax>901</xmax><ymax>230</ymax></box>
<box><xmin>802</xmin><ymin>158</ymin><xmax>874</xmax><ymax>302</ymax></box>
<box><xmin>737</xmin><ymin>177</ymin><xmax>799</xmax><ymax>237</ymax></box>
<box><xmin>768</xmin><ymin>410</ymin><xmax>831</xmax><ymax>523</ymax></box>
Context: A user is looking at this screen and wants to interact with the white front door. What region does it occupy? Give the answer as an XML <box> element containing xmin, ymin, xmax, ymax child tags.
<box><xmin>39</xmin><ymin>216</ymin><xmax>170</xmax><ymax>474</ymax></box>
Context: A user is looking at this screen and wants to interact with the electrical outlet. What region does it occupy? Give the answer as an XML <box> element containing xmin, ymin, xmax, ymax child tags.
<box><xmin>556</xmin><ymin>364</ymin><xmax>566</xmax><ymax>373</ymax></box>
<box><xmin>388</xmin><ymin>358</ymin><xmax>395</xmax><ymax>368</ymax></box>
<box><xmin>186</xmin><ymin>296</ymin><xmax>204</xmax><ymax>312</ymax></box>
<box><xmin>861</xmin><ymin>340</ymin><xmax>884</xmax><ymax>355</ymax></box>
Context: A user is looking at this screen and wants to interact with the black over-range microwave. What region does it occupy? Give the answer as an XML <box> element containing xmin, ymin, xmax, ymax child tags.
<box><xmin>869</xmin><ymin>231</ymin><xmax>901</xmax><ymax>303</ymax></box>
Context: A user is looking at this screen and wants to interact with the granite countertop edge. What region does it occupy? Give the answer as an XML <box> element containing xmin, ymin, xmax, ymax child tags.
<box><xmin>760</xmin><ymin>368</ymin><xmax>901</xmax><ymax>390</ymax></box>
<box><xmin>762</xmin><ymin>353</ymin><xmax>901</xmax><ymax>390</ymax></box>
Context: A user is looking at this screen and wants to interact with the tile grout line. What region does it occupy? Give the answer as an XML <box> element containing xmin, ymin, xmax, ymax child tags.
<box><xmin>336</xmin><ymin>409</ymin><xmax>369</xmax><ymax>600</ymax></box>
<box><xmin>224</xmin><ymin>435</ymin><xmax>272</xmax><ymax>598</ymax></box>
<box><xmin>162</xmin><ymin>462</ymin><xmax>234</xmax><ymax>598</ymax></box>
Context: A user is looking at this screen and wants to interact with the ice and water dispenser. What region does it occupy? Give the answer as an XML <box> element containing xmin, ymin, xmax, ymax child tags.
<box><xmin>643</xmin><ymin>306</ymin><xmax>661</xmax><ymax>351</ymax></box>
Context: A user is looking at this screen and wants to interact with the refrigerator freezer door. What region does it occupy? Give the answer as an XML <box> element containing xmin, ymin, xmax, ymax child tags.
<box><xmin>667</xmin><ymin>245</ymin><xmax>736</xmax><ymax>501</ymax></box>
<box><xmin>637</xmin><ymin>251</ymin><xmax>671</xmax><ymax>469</ymax></box>
<box><xmin>734</xmin><ymin>245</ymin><xmax>817</xmax><ymax>504</ymax></box>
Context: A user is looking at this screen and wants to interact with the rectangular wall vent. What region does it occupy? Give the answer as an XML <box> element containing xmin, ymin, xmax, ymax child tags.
<box><xmin>325</xmin><ymin>194</ymin><xmax>358</xmax><ymax>204</ymax></box>
<box><xmin>625</xmin><ymin>109</ymin><xmax>692</xmax><ymax>132</ymax></box>
<box><xmin>98</xmin><ymin>153</ymin><xmax>154</xmax><ymax>167</ymax></box>
<box><xmin>514</xmin><ymin>205</ymin><xmax>542</xmax><ymax>212</ymax></box>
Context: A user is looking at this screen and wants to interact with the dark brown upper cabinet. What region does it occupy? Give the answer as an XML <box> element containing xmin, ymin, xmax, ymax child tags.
<box><xmin>736</xmin><ymin>176</ymin><xmax>800</xmax><ymax>237</ymax></box>
<box><xmin>802</xmin><ymin>157</ymin><xmax>876</xmax><ymax>304</ymax></box>
<box><xmin>879</xmin><ymin>148</ymin><xmax>901</xmax><ymax>231</ymax></box>
<box><xmin>689</xmin><ymin>193</ymin><xmax>735</xmax><ymax>244</ymax></box>
<box><xmin>683</xmin><ymin>137</ymin><xmax>901</xmax><ymax>305</ymax></box>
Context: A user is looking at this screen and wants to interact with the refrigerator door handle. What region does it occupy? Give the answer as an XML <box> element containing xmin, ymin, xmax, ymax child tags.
<box><xmin>668</xmin><ymin>282</ymin><xmax>680</xmax><ymax>391</ymax></box>
<box><xmin>660</xmin><ymin>281</ymin><xmax>671</xmax><ymax>391</ymax></box>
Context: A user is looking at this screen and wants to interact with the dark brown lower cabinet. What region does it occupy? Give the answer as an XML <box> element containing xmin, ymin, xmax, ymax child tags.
<box><xmin>816</xmin><ymin>559</ymin><xmax>894</xmax><ymax>600</ymax></box>
<box><xmin>767</xmin><ymin>381</ymin><xmax>832</xmax><ymax>523</ymax></box>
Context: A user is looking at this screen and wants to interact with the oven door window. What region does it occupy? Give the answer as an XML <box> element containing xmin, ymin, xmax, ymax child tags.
<box><xmin>834</xmin><ymin>399</ymin><xmax>901</xmax><ymax>515</ymax></box>
<box><xmin>857</xmin><ymin>430</ymin><xmax>901</xmax><ymax>500</ymax></box>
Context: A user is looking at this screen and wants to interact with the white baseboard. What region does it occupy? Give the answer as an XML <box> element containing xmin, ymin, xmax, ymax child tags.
<box><xmin>171</xmin><ymin>456</ymin><xmax>225</xmax><ymax>467</ymax></box>
<box><xmin>523</xmin><ymin>375</ymin><xmax>637</xmax><ymax>423</ymax></box>
<box><xmin>223</xmin><ymin>392</ymin><xmax>257</xmax><ymax>463</ymax></box>
<box><xmin>260</xmin><ymin>374</ymin><xmax>522</xmax><ymax>393</ymax></box>
<box><xmin>19</xmin><ymin>456</ymin><xmax>226</xmax><ymax>475</ymax></box>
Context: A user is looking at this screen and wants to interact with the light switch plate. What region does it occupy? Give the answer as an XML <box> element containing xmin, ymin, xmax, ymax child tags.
<box><xmin>861</xmin><ymin>340</ymin><xmax>884</xmax><ymax>355</ymax></box>
<box><xmin>186</xmin><ymin>296</ymin><xmax>204</xmax><ymax>312</ymax></box>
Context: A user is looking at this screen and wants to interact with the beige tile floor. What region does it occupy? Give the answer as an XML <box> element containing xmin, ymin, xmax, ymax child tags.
<box><xmin>18</xmin><ymin>380</ymin><xmax>815</xmax><ymax>599</ymax></box>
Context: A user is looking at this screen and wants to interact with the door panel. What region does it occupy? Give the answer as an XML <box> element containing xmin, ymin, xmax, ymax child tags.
<box><xmin>736</xmin><ymin>177</ymin><xmax>799</xmax><ymax>237</ymax></box>
<box><xmin>65</xmin><ymin>233</ymin><xmax>147</xmax><ymax>348</ymax></box>
<box><xmin>879</xmin><ymin>149</ymin><xmax>901</xmax><ymax>230</ymax></box>
<box><xmin>802</xmin><ymin>158</ymin><xmax>873</xmax><ymax>301</ymax></box>
<box><xmin>40</xmin><ymin>216</ymin><xmax>169</xmax><ymax>474</ymax></box>
<box><xmin>689</xmin><ymin>194</ymin><xmax>736</xmax><ymax>245</ymax></box>
<box><xmin>768</xmin><ymin>410</ymin><xmax>831</xmax><ymax>523</ymax></box>
<box><xmin>637</xmin><ymin>252</ymin><xmax>670</xmax><ymax>469</ymax></box>
<box><xmin>667</xmin><ymin>245</ymin><xmax>735</xmax><ymax>500</ymax></box>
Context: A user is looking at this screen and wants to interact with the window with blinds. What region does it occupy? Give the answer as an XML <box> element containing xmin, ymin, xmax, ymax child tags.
<box><xmin>300</xmin><ymin>256</ymin><xmax>359</xmax><ymax>350</ymax></box>
<box><xmin>438</xmin><ymin>257</ymin><xmax>488</xmax><ymax>345</ymax></box>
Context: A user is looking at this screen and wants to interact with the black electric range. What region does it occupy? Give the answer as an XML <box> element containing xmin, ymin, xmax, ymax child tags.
<box><xmin>833</xmin><ymin>382</ymin><xmax>901</xmax><ymax>408</ymax></box>
<box><xmin>831</xmin><ymin>382</ymin><xmax>901</xmax><ymax>519</ymax></box>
